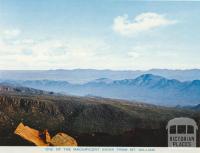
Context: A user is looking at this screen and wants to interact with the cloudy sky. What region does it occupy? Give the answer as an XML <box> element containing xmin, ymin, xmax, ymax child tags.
<box><xmin>0</xmin><ymin>0</ymin><xmax>200</xmax><ymax>70</ymax></box>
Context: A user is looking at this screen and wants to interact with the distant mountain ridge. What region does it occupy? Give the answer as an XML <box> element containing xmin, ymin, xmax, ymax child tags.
<box><xmin>1</xmin><ymin>74</ymin><xmax>200</xmax><ymax>106</ymax></box>
<box><xmin>1</xmin><ymin>69</ymin><xmax>200</xmax><ymax>83</ymax></box>
<box><xmin>0</xmin><ymin>83</ymin><xmax>56</xmax><ymax>95</ymax></box>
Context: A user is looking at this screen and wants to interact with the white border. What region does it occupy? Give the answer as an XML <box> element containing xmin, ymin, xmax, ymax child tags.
<box><xmin>0</xmin><ymin>147</ymin><xmax>199</xmax><ymax>153</ymax></box>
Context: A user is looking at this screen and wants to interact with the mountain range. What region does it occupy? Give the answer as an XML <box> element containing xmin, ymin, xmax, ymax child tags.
<box><xmin>1</xmin><ymin>74</ymin><xmax>200</xmax><ymax>106</ymax></box>
<box><xmin>1</xmin><ymin>69</ymin><xmax>200</xmax><ymax>83</ymax></box>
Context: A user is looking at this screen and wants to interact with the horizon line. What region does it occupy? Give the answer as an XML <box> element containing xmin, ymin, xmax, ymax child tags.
<box><xmin>0</xmin><ymin>68</ymin><xmax>200</xmax><ymax>71</ymax></box>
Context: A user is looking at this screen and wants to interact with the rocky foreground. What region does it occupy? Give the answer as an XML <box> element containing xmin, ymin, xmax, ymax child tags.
<box><xmin>0</xmin><ymin>85</ymin><xmax>200</xmax><ymax>146</ymax></box>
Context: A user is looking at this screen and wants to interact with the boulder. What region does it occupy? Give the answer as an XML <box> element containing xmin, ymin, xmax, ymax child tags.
<box><xmin>50</xmin><ymin>133</ymin><xmax>78</xmax><ymax>146</ymax></box>
<box><xmin>14</xmin><ymin>123</ymin><xmax>78</xmax><ymax>146</ymax></box>
<box><xmin>14</xmin><ymin>123</ymin><xmax>49</xmax><ymax>146</ymax></box>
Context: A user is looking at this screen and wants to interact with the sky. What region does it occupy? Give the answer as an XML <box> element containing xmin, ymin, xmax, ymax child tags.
<box><xmin>0</xmin><ymin>0</ymin><xmax>200</xmax><ymax>70</ymax></box>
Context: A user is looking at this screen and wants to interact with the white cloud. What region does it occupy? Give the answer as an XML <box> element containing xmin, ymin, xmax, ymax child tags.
<box><xmin>2</xmin><ymin>29</ymin><xmax>21</xmax><ymax>39</ymax></box>
<box><xmin>113</xmin><ymin>12</ymin><xmax>177</xmax><ymax>36</ymax></box>
<box><xmin>127</xmin><ymin>44</ymin><xmax>179</xmax><ymax>59</ymax></box>
<box><xmin>127</xmin><ymin>51</ymin><xmax>141</xmax><ymax>58</ymax></box>
<box><xmin>0</xmin><ymin>33</ymin><xmax>112</xmax><ymax>69</ymax></box>
<box><xmin>0</xmin><ymin>35</ymin><xmax>199</xmax><ymax>70</ymax></box>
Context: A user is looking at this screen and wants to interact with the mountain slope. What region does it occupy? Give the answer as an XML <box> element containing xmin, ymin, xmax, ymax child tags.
<box><xmin>0</xmin><ymin>86</ymin><xmax>200</xmax><ymax>146</ymax></box>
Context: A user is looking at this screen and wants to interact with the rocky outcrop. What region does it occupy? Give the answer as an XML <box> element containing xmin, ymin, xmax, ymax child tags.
<box><xmin>14</xmin><ymin>123</ymin><xmax>49</xmax><ymax>146</ymax></box>
<box><xmin>14</xmin><ymin>123</ymin><xmax>77</xmax><ymax>146</ymax></box>
<box><xmin>50</xmin><ymin>133</ymin><xmax>77</xmax><ymax>146</ymax></box>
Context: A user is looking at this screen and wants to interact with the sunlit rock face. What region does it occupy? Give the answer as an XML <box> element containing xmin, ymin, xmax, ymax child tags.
<box><xmin>14</xmin><ymin>123</ymin><xmax>77</xmax><ymax>146</ymax></box>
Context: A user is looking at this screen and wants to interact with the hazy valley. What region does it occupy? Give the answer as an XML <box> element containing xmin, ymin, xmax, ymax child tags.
<box><xmin>1</xmin><ymin>73</ymin><xmax>200</xmax><ymax>106</ymax></box>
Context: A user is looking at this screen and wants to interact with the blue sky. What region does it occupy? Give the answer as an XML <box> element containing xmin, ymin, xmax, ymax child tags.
<box><xmin>0</xmin><ymin>0</ymin><xmax>200</xmax><ymax>70</ymax></box>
